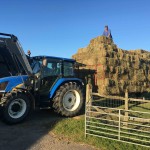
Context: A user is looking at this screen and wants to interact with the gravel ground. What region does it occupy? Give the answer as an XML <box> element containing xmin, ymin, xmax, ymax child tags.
<box><xmin>0</xmin><ymin>109</ymin><xmax>95</xmax><ymax>150</ymax></box>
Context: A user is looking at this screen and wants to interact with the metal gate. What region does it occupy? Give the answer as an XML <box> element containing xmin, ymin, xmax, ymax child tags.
<box><xmin>85</xmin><ymin>84</ymin><xmax>150</xmax><ymax>148</ymax></box>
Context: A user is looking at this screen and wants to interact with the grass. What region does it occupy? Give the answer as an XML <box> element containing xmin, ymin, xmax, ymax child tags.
<box><xmin>51</xmin><ymin>116</ymin><xmax>149</xmax><ymax>150</ymax></box>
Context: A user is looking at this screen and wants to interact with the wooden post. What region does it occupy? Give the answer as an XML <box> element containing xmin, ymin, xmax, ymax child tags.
<box><xmin>86</xmin><ymin>84</ymin><xmax>90</xmax><ymax>104</ymax></box>
<box><xmin>118</xmin><ymin>109</ymin><xmax>121</xmax><ymax>140</ymax></box>
<box><xmin>124</xmin><ymin>89</ymin><xmax>129</xmax><ymax>127</ymax></box>
<box><xmin>86</xmin><ymin>84</ymin><xmax>92</xmax><ymax>116</ymax></box>
<box><xmin>85</xmin><ymin>84</ymin><xmax>92</xmax><ymax>138</ymax></box>
<box><xmin>85</xmin><ymin>84</ymin><xmax>90</xmax><ymax>138</ymax></box>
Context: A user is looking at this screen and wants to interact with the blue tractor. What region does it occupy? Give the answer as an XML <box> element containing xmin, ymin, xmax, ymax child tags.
<box><xmin>0</xmin><ymin>33</ymin><xmax>84</xmax><ymax>124</ymax></box>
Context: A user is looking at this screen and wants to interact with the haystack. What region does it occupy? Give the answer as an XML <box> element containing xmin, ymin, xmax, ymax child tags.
<box><xmin>72</xmin><ymin>36</ymin><xmax>150</xmax><ymax>95</ymax></box>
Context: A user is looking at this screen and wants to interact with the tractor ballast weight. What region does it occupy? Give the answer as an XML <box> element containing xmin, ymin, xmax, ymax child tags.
<box><xmin>0</xmin><ymin>33</ymin><xmax>84</xmax><ymax>124</ymax></box>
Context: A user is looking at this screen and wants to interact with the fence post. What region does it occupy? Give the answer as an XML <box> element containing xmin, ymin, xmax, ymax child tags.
<box><xmin>85</xmin><ymin>84</ymin><xmax>92</xmax><ymax>138</ymax></box>
<box><xmin>85</xmin><ymin>84</ymin><xmax>89</xmax><ymax>138</ymax></box>
<box><xmin>86</xmin><ymin>84</ymin><xmax>92</xmax><ymax>105</ymax></box>
<box><xmin>124</xmin><ymin>89</ymin><xmax>129</xmax><ymax>127</ymax></box>
<box><xmin>118</xmin><ymin>109</ymin><xmax>121</xmax><ymax>140</ymax></box>
<box><xmin>86</xmin><ymin>84</ymin><xmax>90</xmax><ymax>104</ymax></box>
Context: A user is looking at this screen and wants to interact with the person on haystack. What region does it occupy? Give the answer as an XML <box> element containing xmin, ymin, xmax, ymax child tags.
<box><xmin>103</xmin><ymin>25</ymin><xmax>113</xmax><ymax>39</ymax></box>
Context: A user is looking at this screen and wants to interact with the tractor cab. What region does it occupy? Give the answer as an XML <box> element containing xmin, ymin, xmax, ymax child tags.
<box><xmin>29</xmin><ymin>56</ymin><xmax>77</xmax><ymax>102</ymax></box>
<box><xmin>30</xmin><ymin>56</ymin><xmax>75</xmax><ymax>77</ymax></box>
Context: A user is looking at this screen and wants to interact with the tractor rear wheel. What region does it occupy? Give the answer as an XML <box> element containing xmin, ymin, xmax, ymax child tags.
<box><xmin>53</xmin><ymin>82</ymin><xmax>84</xmax><ymax>117</ymax></box>
<box><xmin>2</xmin><ymin>93</ymin><xmax>31</xmax><ymax>124</ymax></box>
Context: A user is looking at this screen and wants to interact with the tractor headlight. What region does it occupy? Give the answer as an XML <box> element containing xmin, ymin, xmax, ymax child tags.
<box><xmin>0</xmin><ymin>82</ymin><xmax>8</xmax><ymax>91</ymax></box>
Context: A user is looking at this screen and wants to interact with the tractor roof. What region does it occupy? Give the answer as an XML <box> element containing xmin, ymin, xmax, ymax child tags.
<box><xmin>32</xmin><ymin>56</ymin><xmax>75</xmax><ymax>62</ymax></box>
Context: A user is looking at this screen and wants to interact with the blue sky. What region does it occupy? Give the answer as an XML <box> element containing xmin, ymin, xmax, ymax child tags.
<box><xmin>1</xmin><ymin>0</ymin><xmax>150</xmax><ymax>58</ymax></box>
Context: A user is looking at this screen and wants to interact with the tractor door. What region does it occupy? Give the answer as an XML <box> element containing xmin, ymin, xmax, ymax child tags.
<box><xmin>39</xmin><ymin>58</ymin><xmax>62</xmax><ymax>101</ymax></box>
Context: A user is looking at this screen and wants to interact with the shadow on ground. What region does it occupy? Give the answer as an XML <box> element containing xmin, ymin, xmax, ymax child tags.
<box><xmin>0</xmin><ymin>109</ymin><xmax>64</xmax><ymax>150</ymax></box>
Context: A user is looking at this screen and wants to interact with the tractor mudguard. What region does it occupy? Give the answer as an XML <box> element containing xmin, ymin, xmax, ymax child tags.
<box><xmin>0</xmin><ymin>75</ymin><xmax>28</xmax><ymax>93</ymax></box>
<box><xmin>49</xmin><ymin>78</ymin><xmax>83</xmax><ymax>98</ymax></box>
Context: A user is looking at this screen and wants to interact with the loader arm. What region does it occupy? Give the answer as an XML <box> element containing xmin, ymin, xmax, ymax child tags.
<box><xmin>0</xmin><ymin>33</ymin><xmax>32</xmax><ymax>75</ymax></box>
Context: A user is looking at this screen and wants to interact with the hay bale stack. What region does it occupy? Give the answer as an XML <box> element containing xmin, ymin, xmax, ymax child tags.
<box><xmin>72</xmin><ymin>36</ymin><xmax>150</xmax><ymax>95</ymax></box>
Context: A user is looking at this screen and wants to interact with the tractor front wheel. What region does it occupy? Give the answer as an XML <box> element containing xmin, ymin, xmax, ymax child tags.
<box><xmin>53</xmin><ymin>82</ymin><xmax>84</xmax><ymax>117</ymax></box>
<box><xmin>2</xmin><ymin>93</ymin><xmax>31</xmax><ymax>124</ymax></box>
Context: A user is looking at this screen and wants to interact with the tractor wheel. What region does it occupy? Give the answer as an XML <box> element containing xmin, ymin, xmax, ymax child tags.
<box><xmin>53</xmin><ymin>82</ymin><xmax>84</xmax><ymax>117</ymax></box>
<box><xmin>2</xmin><ymin>93</ymin><xmax>31</xmax><ymax>124</ymax></box>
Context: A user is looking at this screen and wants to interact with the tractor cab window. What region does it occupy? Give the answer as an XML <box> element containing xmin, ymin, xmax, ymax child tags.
<box><xmin>31</xmin><ymin>59</ymin><xmax>42</xmax><ymax>74</ymax></box>
<box><xmin>63</xmin><ymin>62</ymin><xmax>74</xmax><ymax>77</ymax></box>
<box><xmin>42</xmin><ymin>59</ymin><xmax>61</xmax><ymax>77</ymax></box>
